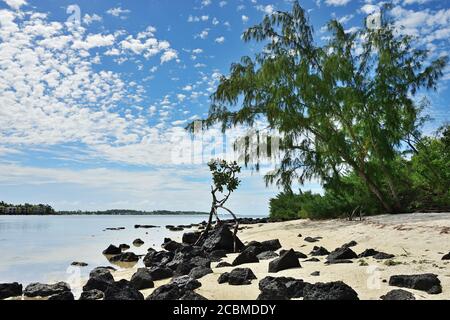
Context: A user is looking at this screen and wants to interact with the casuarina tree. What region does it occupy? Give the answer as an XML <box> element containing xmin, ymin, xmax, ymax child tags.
<box><xmin>188</xmin><ymin>2</ymin><xmax>447</xmax><ymax>213</ymax></box>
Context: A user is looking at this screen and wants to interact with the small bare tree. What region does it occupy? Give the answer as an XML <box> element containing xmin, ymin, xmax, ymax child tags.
<box><xmin>194</xmin><ymin>159</ymin><xmax>241</xmax><ymax>252</ymax></box>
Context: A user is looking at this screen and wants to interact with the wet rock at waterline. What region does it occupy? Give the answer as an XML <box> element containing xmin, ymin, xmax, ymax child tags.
<box><xmin>0</xmin><ymin>282</ymin><xmax>22</xmax><ymax>300</ymax></box>
<box><xmin>24</xmin><ymin>282</ymin><xmax>71</xmax><ymax>298</ymax></box>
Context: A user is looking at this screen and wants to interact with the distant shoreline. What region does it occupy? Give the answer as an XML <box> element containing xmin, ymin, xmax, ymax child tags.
<box><xmin>0</xmin><ymin>210</ymin><xmax>210</xmax><ymax>216</ymax></box>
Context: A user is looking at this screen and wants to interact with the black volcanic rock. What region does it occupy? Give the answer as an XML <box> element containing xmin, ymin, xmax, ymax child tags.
<box><xmin>268</xmin><ymin>249</ymin><xmax>301</xmax><ymax>273</ymax></box>
<box><xmin>104</xmin><ymin>279</ymin><xmax>144</xmax><ymax>300</ymax></box>
<box><xmin>442</xmin><ymin>252</ymin><xmax>450</xmax><ymax>260</ymax></box>
<box><xmin>279</xmin><ymin>249</ymin><xmax>307</xmax><ymax>259</ymax></box>
<box><xmin>215</xmin><ymin>261</ymin><xmax>232</xmax><ymax>268</ymax></box>
<box><xmin>24</xmin><ymin>282</ymin><xmax>71</xmax><ymax>298</ymax></box>
<box><xmin>79</xmin><ymin>289</ymin><xmax>104</xmax><ymax>300</ymax></box>
<box><xmin>232</xmin><ymin>248</ymin><xmax>259</xmax><ymax>266</ymax></box>
<box><xmin>304</xmin><ymin>237</ymin><xmax>321</xmax><ymax>243</ymax></box>
<box><xmin>202</xmin><ymin>225</ymin><xmax>244</xmax><ymax>253</ymax></box>
<box><xmin>381</xmin><ymin>289</ymin><xmax>416</xmax><ymax>300</ymax></box>
<box><xmin>326</xmin><ymin>247</ymin><xmax>358</xmax><ymax>262</ymax></box>
<box><xmin>147</xmin><ymin>267</ymin><xmax>173</xmax><ymax>281</ymax></box>
<box><xmin>303</xmin><ymin>281</ymin><xmax>359</xmax><ymax>300</ymax></box>
<box><xmin>182</xmin><ymin>232</ymin><xmax>201</xmax><ymax>245</ymax></box>
<box><xmin>109</xmin><ymin>252</ymin><xmax>140</xmax><ymax>263</ymax></box>
<box><xmin>130</xmin><ymin>268</ymin><xmax>155</xmax><ymax>290</ymax></box>
<box><xmin>162</xmin><ymin>240</ymin><xmax>184</xmax><ymax>252</ymax></box>
<box><xmin>133</xmin><ymin>238</ymin><xmax>144</xmax><ymax>246</ymax></box>
<box><xmin>310</xmin><ymin>246</ymin><xmax>329</xmax><ymax>256</ymax></box>
<box><xmin>48</xmin><ymin>291</ymin><xmax>74</xmax><ymax>300</ymax></box>
<box><xmin>228</xmin><ymin>268</ymin><xmax>257</xmax><ymax>285</ymax></box>
<box><xmin>102</xmin><ymin>244</ymin><xmax>121</xmax><ymax>255</ymax></box>
<box><xmin>257</xmin><ymin>251</ymin><xmax>279</xmax><ymax>260</ymax></box>
<box><xmin>373</xmin><ymin>252</ymin><xmax>395</xmax><ymax>260</ymax></box>
<box><xmin>83</xmin><ymin>267</ymin><xmax>114</xmax><ymax>292</ymax></box>
<box><xmin>358</xmin><ymin>248</ymin><xmax>379</xmax><ymax>258</ymax></box>
<box><xmin>189</xmin><ymin>266</ymin><xmax>213</xmax><ymax>279</ymax></box>
<box><xmin>389</xmin><ymin>274</ymin><xmax>442</xmax><ymax>294</ymax></box>
<box><xmin>0</xmin><ymin>282</ymin><xmax>22</xmax><ymax>299</ymax></box>
<box><xmin>180</xmin><ymin>291</ymin><xmax>208</xmax><ymax>300</ymax></box>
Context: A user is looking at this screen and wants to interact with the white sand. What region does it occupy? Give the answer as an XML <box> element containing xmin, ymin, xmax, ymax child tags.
<box><xmin>115</xmin><ymin>212</ymin><xmax>450</xmax><ymax>300</ymax></box>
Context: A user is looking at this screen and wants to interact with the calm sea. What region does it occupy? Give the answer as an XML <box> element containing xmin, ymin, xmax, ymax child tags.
<box><xmin>0</xmin><ymin>214</ymin><xmax>226</xmax><ymax>286</ymax></box>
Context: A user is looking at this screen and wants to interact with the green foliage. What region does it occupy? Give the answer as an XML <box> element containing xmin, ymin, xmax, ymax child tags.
<box><xmin>269</xmin><ymin>129</ymin><xmax>450</xmax><ymax>219</ymax></box>
<box><xmin>208</xmin><ymin>159</ymin><xmax>241</xmax><ymax>193</ymax></box>
<box><xmin>188</xmin><ymin>1</ymin><xmax>448</xmax><ymax>215</ymax></box>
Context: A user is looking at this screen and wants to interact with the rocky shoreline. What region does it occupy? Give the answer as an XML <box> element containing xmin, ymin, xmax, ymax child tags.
<box><xmin>1</xmin><ymin>214</ymin><xmax>449</xmax><ymax>300</ymax></box>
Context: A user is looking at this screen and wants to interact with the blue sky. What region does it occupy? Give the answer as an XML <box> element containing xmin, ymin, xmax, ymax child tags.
<box><xmin>0</xmin><ymin>0</ymin><xmax>448</xmax><ymax>214</ymax></box>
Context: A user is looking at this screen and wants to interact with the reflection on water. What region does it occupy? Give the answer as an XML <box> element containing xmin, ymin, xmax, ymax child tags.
<box><xmin>0</xmin><ymin>215</ymin><xmax>210</xmax><ymax>285</ymax></box>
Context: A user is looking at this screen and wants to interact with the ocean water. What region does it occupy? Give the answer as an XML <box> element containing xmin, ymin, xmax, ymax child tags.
<box><xmin>0</xmin><ymin>215</ymin><xmax>219</xmax><ymax>286</ymax></box>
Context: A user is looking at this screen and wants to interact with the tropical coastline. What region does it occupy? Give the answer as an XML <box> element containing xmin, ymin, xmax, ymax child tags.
<box><xmin>1</xmin><ymin>212</ymin><xmax>449</xmax><ymax>300</ymax></box>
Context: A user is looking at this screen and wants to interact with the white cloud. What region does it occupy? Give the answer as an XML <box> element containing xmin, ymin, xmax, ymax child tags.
<box><xmin>215</xmin><ymin>36</ymin><xmax>225</xmax><ymax>44</ymax></box>
<box><xmin>2</xmin><ymin>0</ymin><xmax>26</xmax><ymax>10</ymax></box>
<box><xmin>83</xmin><ymin>14</ymin><xmax>102</xmax><ymax>25</ymax></box>
<box><xmin>106</xmin><ymin>7</ymin><xmax>130</xmax><ymax>18</ymax></box>
<box><xmin>325</xmin><ymin>0</ymin><xmax>351</xmax><ymax>6</ymax></box>
<box><xmin>160</xmin><ymin>49</ymin><xmax>178</xmax><ymax>64</ymax></box>
<box><xmin>256</xmin><ymin>4</ymin><xmax>275</xmax><ymax>15</ymax></box>
<box><xmin>242</xmin><ymin>15</ymin><xmax>249</xmax><ymax>23</ymax></box>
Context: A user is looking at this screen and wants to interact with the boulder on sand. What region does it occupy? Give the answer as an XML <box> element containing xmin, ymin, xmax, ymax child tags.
<box><xmin>146</xmin><ymin>276</ymin><xmax>201</xmax><ymax>300</ymax></box>
<box><xmin>388</xmin><ymin>274</ymin><xmax>442</xmax><ymax>294</ymax></box>
<box><xmin>215</xmin><ymin>261</ymin><xmax>232</xmax><ymax>268</ymax></box>
<box><xmin>258</xmin><ymin>276</ymin><xmax>308</xmax><ymax>299</ymax></box>
<box><xmin>189</xmin><ymin>266</ymin><xmax>213</xmax><ymax>279</ymax></box>
<box><xmin>257</xmin><ymin>278</ymin><xmax>289</xmax><ymax>300</ymax></box>
<box><xmin>304</xmin><ymin>236</ymin><xmax>321</xmax><ymax>243</ymax></box>
<box><xmin>24</xmin><ymin>282</ymin><xmax>71</xmax><ymax>298</ymax></box>
<box><xmin>381</xmin><ymin>289</ymin><xmax>416</xmax><ymax>300</ymax></box>
<box><xmin>162</xmin><ymin>240</ymin><xmax>184</xmax><ymax>252</ymax></box>
<box><xmin>79</xmin><ymin>289</ymin><xmax>104</xmax><ymax>300</ymax></box>
<box><xmin>268</xmin><ymin>249</ymin><xmax>301</xmax><ymax>273</ymax></box>
<box><xmin>147</xmin><ymin>266</ymin><xmax>174</xmax><ymax>281</ymax></box>
<box><xmin>201</xmin><ymin>224</ymin><xmax>244</xmax><ymax>253</ymax></box>
<box><xmin>326</xmin><ymin>247</ymin><xmax>358</xmax><ymax>263</ymax></box>
<box><xmin>130</xmin><ymin>268</ymin><xmax>155</xmax><ymax>290</ymax></box>
<box><xmin>48</xmin><ymin>291</ymin><xmax>74</xmax><ymax>300</ymax></box>
<box><xmin>303</xmin><ymin>281</ymin><xmax>359</xmax><ymax>300</ymax></box>
<box><xmin>310</xmin><ymin>246</ymin><xmax>329</xmax><ymax>256</ymax></box>
<box><xmin>182</xmin><ymin>232</ymin><xmax>201</xmax><ymax>245</ymax></box>
<box><xmin>373</xmin><ymin>252</ymin><xmax>395</xmax><ymax>260</ymax></box>
<box><xmin>83</xmin><ymin>267</ymin><xmax>114</xmax><ymax>292</ymax></box>
<box><xmin>441</xmin><ymin>252</ymin><xmax>450</xmax><ymax>260</ymax></box>
<box><xmin>257</xmin><ymin>251</ymin><xmax>279</xmax><ymax>260</ymax></box>
<box><xmin>232</xmin><ymin>248</ymin><xmax>259</xmax><ymax>266</ymax></box>
<box><xmin>279</xmin><ymin>249</ymin><xmax>307</xmax><ymax>259</ymax></box>
<box><xmin>180</xmin><ymin>291</ymin><xmax>208</xmax><ymax>300</ymax></box>
<box><xmin>0</xmin><ymin>282</ymin><xmax>22</xmax><ymax>300</ymax></box>
<box><xmin>358</xmin><ymin>248</ymin><xmax>379</xmax><ymax>258</ymax></box>
<box><xmin>104</xmin><ymin>279</ymin><xmax>144</xmax><ymax>300</ymax></box>
<box><xmin>218</xmin><ymin>268</ymin><xmax>257</xmax><ymax>285</ymax></box>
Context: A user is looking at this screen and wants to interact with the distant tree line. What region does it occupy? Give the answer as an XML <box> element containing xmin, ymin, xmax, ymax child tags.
<box><xmin>56</xmin><ymin>210</ymin><xmax>209</xmax><ymax>215</ymax></box>
<box><xmin>0</xmin><ymin>202</ymin><xmax>55</xmax><ymax>215</ymax></box>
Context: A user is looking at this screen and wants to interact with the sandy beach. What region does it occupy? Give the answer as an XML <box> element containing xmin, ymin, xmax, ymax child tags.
<box><xmin>113</xmin><ymin>212</ymin><xmax>450</xmax><ymax>300</ymax></box>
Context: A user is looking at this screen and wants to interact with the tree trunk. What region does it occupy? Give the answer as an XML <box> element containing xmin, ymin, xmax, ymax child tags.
<box><xmin>357</xmin><ymin>169</ymin><xmax>394</xmax><ymax>213</ymax></box>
